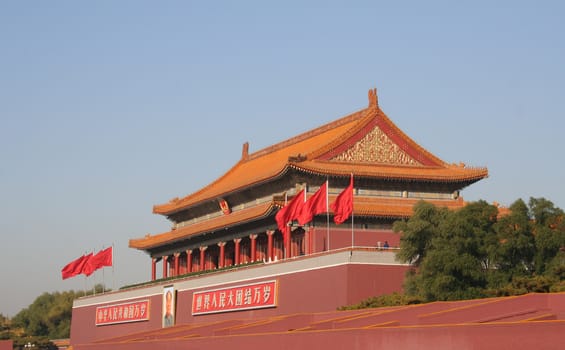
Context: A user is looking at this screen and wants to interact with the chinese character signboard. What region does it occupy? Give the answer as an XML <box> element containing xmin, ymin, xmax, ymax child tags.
<box><xmin>192</xmin><ymin>280</ymin><xmax>277</xmax><ymax>315</ymax></box>
<box><xmin>95</xmin><ymin>300</ymin><xmax>150</xmax><ymax>326</ymax></box>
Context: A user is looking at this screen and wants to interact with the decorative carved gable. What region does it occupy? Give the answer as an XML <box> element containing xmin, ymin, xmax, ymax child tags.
<box><xmin>331</xmin><ymin>126</ymin><xmax>421</xmax><ymax>165</ymax></box>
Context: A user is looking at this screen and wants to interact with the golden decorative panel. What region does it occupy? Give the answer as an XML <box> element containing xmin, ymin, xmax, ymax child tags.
<box><xmin>332</xmin><ymin>127</ymin><xmax>421</xmax><ymax>165</ymax></box>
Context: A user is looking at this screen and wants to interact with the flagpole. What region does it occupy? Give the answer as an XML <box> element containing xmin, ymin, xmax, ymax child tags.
<box><xmin>99</xmin><ymin>245</ymin><xmax>105</xmax><ymax>294</ymax></box>
<box><xmin>302</xmin><ymin>186</ymin><xmax>307</xmax><ymax>256</ymax></box>
<box><xmin>351</xmin><ymin>209</ymin><xmax>354</xmax><ymax>247</ymax></box>
<box><xmin>351</xmin><ymin>174</ymin><xmax>354</xmax><ymax>248</ymax></box>
<box><xmin>112</xmin><ymin>243</ymin><xmax>115</xmax><ymax>291</ymax></box>
<box><xmin>326</xmin><ymin>179</ymin><xmax>330</xmax><ymax>251</ymax></box>
<box><xmin>84</xmin><ymin>250</ymin><xmax>88</xmax><ymax>295</ymax></box>
<box><xmin>92</xmin><ymin>248</ymin><xmax>96</xmax><ymax>296</ymax></box>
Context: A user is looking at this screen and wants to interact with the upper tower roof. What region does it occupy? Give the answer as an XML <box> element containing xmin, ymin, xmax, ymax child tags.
<box><xmin>153</xmin><ymin>88</ymin><xmax>488</xmax><ymax>216</ymax></box>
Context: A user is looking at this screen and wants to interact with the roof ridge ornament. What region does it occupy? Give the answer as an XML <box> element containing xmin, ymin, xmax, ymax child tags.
<box><xmin>288</xmin><ymin>153</ymin><xmax>307</xmax><ymax>162</ymax></box>
<box><xmin>241</xmin><ymin>142</ymin><xmax>249</xmax><ymax>160</ymax></box>
<box><xmin>368</xmin><ymin>88</ymin><xmax>378</xmax><ymax>109</ymax></box>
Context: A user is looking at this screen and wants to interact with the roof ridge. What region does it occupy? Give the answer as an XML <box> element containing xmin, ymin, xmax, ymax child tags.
<box><xmin>247</xmin><ymin>108</ymin><xmax>366</xmax><ymax>161</ymax></box>
<box><xmin>151</xmin><ymin>88</ymin><xmax>488</xmax><ymax>216</ymax></box>
<box><xmin>308</xmin><ymin>101</ymin><xmax>446</xmax><ymax>167</ymax></box>
<box><xmin>154</xmin><ymin>108</ymin><xmax>367</xmax><ymax>214</ymax></box>
<box><xmin>153</xmin><ymin>157</ymin><xmax>248</xmax><ymax>214</ymax></box>
<box><xmin>306</xmin><ymin>107</ymin><xmax>377</xmax><ymax>160</ymax></box>
<box><xmin>136</xmin><ymin>202</ymin><xmax>275</xmax><ymax>249</ymax></box>
<box><xmin>376</xmin><ymin>108</ymin><xmax>446</xmax><ymax>166</ymax></box>
<box><xmin>252</xmin><ymin>89</ymin><xmax>379</xmax><ymax>162</ymax></box>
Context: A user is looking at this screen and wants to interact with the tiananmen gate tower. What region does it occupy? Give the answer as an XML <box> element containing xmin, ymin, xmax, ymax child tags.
<box><xmin>68</xmin><ymin>89</ymin><xmax>565</xmax><ymax>350</ymax></box>
<box><xmin>129</xmin><ymin>87</ymin><xmax>487</xmax><ymax>279</ymax></box>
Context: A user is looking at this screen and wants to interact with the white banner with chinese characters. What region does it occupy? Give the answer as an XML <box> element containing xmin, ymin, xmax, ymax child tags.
<box><xmin>191</xmin><ymin>280</ymin><xmax>277</xmax><ymax>315</ymax></box>
<box><xmin>95</xmin><ymin>299</ymin><xmax>151</xmax><ymax>326</ymax></box>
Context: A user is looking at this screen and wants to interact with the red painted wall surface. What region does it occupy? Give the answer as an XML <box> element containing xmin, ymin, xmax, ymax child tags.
<box><xmin>71</xmin><ymin>315</ymin><xmax>565</xmax><ymax>350</ymax></box>
<box><xmin>0</xmin><ymin>340</ymin><xmax>12</xmax><ymax>350</ymax></box>
<box><xmin>311</xmin><ymin>227</ymin><xmax>400</xmax><ymax>252</ymax></box>
<box><xmin>71</xmin><ymin>293</ymin><xmax>565</xmax><ymax>350</ymax></box>
<box><xmin>71</xmin><ymin>295</ymin><xmax>163</xmax><ymax>345</ymax></box>
<box><xmin>71</xmin><ymin>263</ymin><xmax>408</xmax><ymax>345</ymax></box>
<box><xmin>346</xmin><ymin>264</ymin><xmax>406</xmax><ymax>305</ymax></box>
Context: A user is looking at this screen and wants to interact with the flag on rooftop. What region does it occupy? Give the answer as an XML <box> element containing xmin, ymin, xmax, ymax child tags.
<box><xmin>331</xmin><ymin>175</ymin><xmax>353</xmax><ymax>225</ymax></box>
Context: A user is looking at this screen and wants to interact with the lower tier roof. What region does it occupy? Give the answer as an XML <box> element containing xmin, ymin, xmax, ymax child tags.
<box><xmin>129</xmin><ymin>196</ymin><xmax>466</xmax><ymax>251</ymax></box>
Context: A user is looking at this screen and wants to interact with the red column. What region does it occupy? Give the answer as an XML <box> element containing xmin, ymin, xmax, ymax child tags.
<box><xmin>310</xmin><ymin>226</ymin><xmax>315</xmax><ymax>254</ymax></box>
<box><xmin>162</xmin><ymin>256</ymin><xmax>168</xmax><ymax>279</ymax></box>
<box><xmin>218</xmin><ymin>242</ymin><xmax>226</xmax><ymax>268</ymax></box>
<box><xmin>151</xmin><ymin>258</ymin><xmax>157</xmax><ymax>281</ymax></box>
<box><xmin>305</xmin><ymin>226</ymin><xmax>313</xmax><ymax>255</ymax></box>
<box><xmin>199</xmin><ymin>246</ymin><xmax>208</xmax><ymax>271</ymax></box>
<box><xmin>304</xmin><ymin>228</ymin><xmax>309</xmax><ymax>255</ymax></box>
<box><xmin>186</xmin><ymin>249</ymin><xmax>193</xmax><ymax>273</ymax></box>
<box><xmin>249</xmin><ymin>234</ymin><xmax>258</xmax><ymax>262</ymax></box>
<box><xmin>173</xmin><ymin>253</ymin><xmax>180</xmax><ymax>277</ymax></box>
<box><xmin>234</xmin><ymin>238</ymin><xmax>241</xmax><ymax>265</ymax></box>
<box><xmin>266</xmin><ymin>230</ymin><xmax>274</xmax><ymax>262</ymax></box>
<box><xmin>283</xmin><ymin>228</ymin><xmax>292</xmax><ymax>259</ymax></box>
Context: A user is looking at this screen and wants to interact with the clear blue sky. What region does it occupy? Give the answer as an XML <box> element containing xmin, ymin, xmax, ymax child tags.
<box><xmin>1</xmin><ymin>1</ymin><xmax>563</xmax><ymax>317</ymax></box>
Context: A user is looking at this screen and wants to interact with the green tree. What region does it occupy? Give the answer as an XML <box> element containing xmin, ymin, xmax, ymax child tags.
<box><xmin>0</xmin><ymin>313</ymin><xmax>8</xmax><ymax>330</ymax></box>
<box><xmin>492</xmin><ymin>199</ymin><xmax>536</xmax><ymax>280</ymax></box>
<box><xmin>12</xmin><ymin>284</ymin><xmax>108</xmax><ymax>340</ymax></box>
<box><xmin>345</xmin><ymin>197</ymin><xmax>564</xmax><ymax>310</ymax></box>
<box><xmin>409</xmin><ymin>201</ymin><xmax>498</xmax><ymax>301</ymax></box>
<box><xmin>339</xmin><ymin>292</ymin><xmax>423</xmax><ymax>310</ymax></box>
<box><xmin>393</xmin><ymin>201</ymin><xmax>448</xmax><ymax>267</ymax></box>
<box><xmin>528</xmin><ymin>197</ymin><xmax>565</xmax><ymax>276</ymax></box>
<box><xmin>394</xmin><ymin>198</ymin><xmax>564</xmax><ymax>301</ymax></box>
<box><xmin>0</xmin><ymin>313</ymin><xmax>12</xmax><ymax>340</ymax></box>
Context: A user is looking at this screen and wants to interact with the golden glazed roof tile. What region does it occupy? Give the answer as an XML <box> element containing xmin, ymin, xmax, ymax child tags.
<box><xmin>134</xmin><ymin>196</ymin><xmax>467</xmax><ymax>250</ymax></box>
<box><xmin>351</xmin><ymin>196</ymin><xmax>467</xmax><ymax>218</ymax></box>
<box><xmin>153</xmin><ymin>110</ymin><xmax>364</xmax><ymax>215</ymax></box>
<box><xmin>130</xmin><ymin>202</ymin><xmax>276</xmax><ymax>250</ymax></box>
<box><xmin>290</xmin><ymin>161</ymin><xmax>488</xmax><ymax>182</ymax></box>
<box><xmin>153</xmin><ymin>89</ymin><xmax>487</xmax><ymax>216</ymax></box>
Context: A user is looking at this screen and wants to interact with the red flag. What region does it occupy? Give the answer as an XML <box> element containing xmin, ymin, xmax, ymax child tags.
<box><xmin>275</xmin><ymin>189</ymin><xmax>305</xmax><ymax>245</ymax></box>
<box><xmin>297</xmin><ymin>181</ymin><xmax>328</xmax><ymax>225</ymax></box>
<box><xmin>81</xmin><ymin>253</ymin><xmax>94</xmax><ymax>276</ymax></box>
<box><xmin>331</xmin><ymin>175</ymin><xmax>353</xmax><ymax>224</ymax></box>
<box><xmin>95</xmin><ymin>246</ymin><xmax>113</xmax><ymax>268</ymax></box>
<box><xmin>61</xmin><ymin>253</ymin><xmax>91</xmax><ymax>280</ymax></box>
<box><xmin>83</xmin><ymin>247</ymin><xmax>113</xmax><ymax>276</ymax></box>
